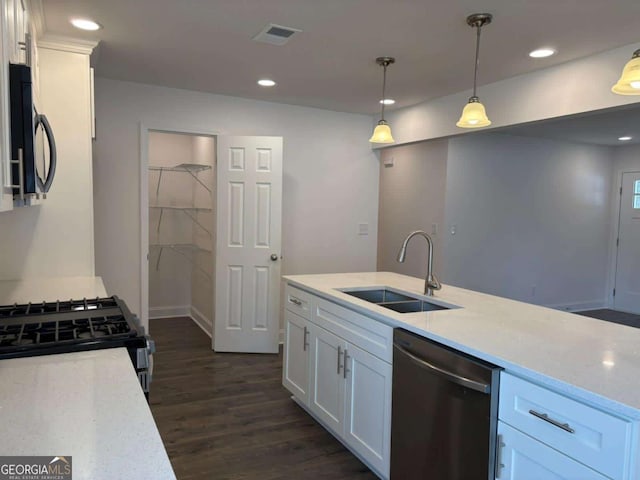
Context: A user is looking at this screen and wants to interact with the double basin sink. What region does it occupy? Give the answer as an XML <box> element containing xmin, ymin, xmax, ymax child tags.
<box><xmin>339</xmin><ymin>287</ymin><xmax>457</xmax><ymax>314</ymax></box>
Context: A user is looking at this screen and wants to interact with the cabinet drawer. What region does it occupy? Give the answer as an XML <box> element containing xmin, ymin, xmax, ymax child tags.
<box><xmin>313</xmin><ymin>297</ymin><xmax>393</xmax><ymax>363</ymax></box>
<box><xmin>499</xmin><ymin>372</ymin><xmax>632</xmax><ymax>480</ymax></box>
<box><xmin>285</xmin><ymin>284</ymin><xmax>312</xmax><ymax>320</ymax></box>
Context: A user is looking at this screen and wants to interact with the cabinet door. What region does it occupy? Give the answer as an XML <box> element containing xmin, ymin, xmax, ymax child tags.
<box><xmin>496</xmin><ymin>422</ymin><xmax>609</xmax><ymax>480</ymax></box>
<box><xmin>282</xmin><ymin>310</ymin><xmax>310</xmax><ymax>404</ymax></box>
<box><xmin>309</xmin><ymin>323</ymin><xmax>346</xmax><ymax>436</ymax></box>
<box><xmin>344</xmin><ymin>343</ymin><xmax>392</xmax><ymax>479</ymax></box>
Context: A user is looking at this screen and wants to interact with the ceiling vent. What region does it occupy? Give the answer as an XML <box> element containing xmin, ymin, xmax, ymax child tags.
<box><xmin>252</xmin><ymin>23</ymin><xmax>301</xmax><ymax>46</ymax></box>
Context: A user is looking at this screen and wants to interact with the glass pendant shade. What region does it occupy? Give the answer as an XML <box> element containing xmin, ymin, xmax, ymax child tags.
<box><xmin>612</xmin><ymin>51</ymin><xmax>640</xmax><ymax>95</ymax></box>
<box><xmin>456</xmin><ymin>98</ymin><xmax>491</xmax><ymax>128</ymax></box>
<box><xmin>369</xmin><ymin>121</ymin><xmax>395</xmax><ymax>143</ymax></box>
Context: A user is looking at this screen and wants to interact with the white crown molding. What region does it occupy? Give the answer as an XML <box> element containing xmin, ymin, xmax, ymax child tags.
<box><xmin>27</xmin><ymin>0</ymin><xmax>45</xmax><ymax>37</ymax></box>
<box><xmin>38</xmin><ymin>34</ymin><xmax>99</xmax><ymax>55</ymax></box>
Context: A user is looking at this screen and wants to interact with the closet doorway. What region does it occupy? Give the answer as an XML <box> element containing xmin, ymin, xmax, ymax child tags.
<box><xmin>140</xmin><ymin>127</ymin><xmax>283</xmax><ymax>354</ymax></box>
<box><xmin>147</xmin><ymin>131</ymin><xmax>215</xmax><ymax>335</ymax></box>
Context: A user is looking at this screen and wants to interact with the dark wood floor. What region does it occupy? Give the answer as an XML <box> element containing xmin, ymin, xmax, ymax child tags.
<box><xmin>577</xmin><ymin>309</ymin><xmax>640</xmax><ymax>328</ymax></box>
<box><xmin>149</xmin><ymin>317</ymin><xmax>377</xmax><ymax>480</ymax></box>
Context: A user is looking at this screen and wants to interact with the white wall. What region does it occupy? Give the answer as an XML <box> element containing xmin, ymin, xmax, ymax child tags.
<box><xmin>93</xmin><ymin>78</ymin><xmax>379</xmax><ymax>326</ymax></box>
<box><xmin>444</xmin><ymin>133</ymin><xmax>614</xmax><ymax>309</ymax></box>
<box><xmin>377</xmin><ymin>140</ymin><xmax>447</xmax><ymax>279</ymax></box>
<box><xmin>0</xmin><ymin>46</ymin><xmax>94</xmax><ymax>280</ymax></box>
<box><xmin>190</xmin><ymin>135</ymin><xmax>215</xmax><ymax>330</ymax></box>
<box><xmin>381</xmin><ymin>42</ymin><xmax>640</xmax><ymax>147</ymax></box>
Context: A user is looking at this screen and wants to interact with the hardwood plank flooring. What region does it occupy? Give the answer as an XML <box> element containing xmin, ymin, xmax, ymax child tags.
<box><xmin>577</xmin><ymin>309</ymin><xmax>640</xmax><ymax>328</ymax></box>
<box><xmin>149</xmin><ymin>317</ymin><xmax>377</xmax><ymax>480</ymax></box>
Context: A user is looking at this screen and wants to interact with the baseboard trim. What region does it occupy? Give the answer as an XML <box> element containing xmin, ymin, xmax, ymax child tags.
<box><xmin>149</xmin><ymin>305</ymin><xmax>190</xmax><ymax>319</ymax></box>
<box><xmin>547</xmin><ymin>300</ymin><xmax>606</xmax><ymax>312</ymax></box>
<box><xmin>190</xmin><ymin>305</ymin><xmax>213</xmax><ymax>338</ymax></box>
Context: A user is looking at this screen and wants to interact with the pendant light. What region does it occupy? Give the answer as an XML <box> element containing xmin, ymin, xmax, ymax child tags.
<box><xmin>612</xmin><ymin>49</ymin><xmax>640</xmax><ymax>95</ymax></box>
<box><xmin>457</xmin><ymin>13</ymin><xmax>493</xmax><ymax>129</ymax></box>
<box><xmin>369</xmin><ymin>57</ymin><xmax>396</xmax><ymax>144</ymax></box>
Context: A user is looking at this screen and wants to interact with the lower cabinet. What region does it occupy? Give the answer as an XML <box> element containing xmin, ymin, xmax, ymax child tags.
<box><xmin>343</xmin><ymin>343</ymin><xmax>392</xmax><ymax>477</ymax></box>
<box><xmin>496</xmin><ymin>421</ymin><xmax>609</xmax><ymax>480</ymax></box>
<box><xmin>282</xmin><ymin>310</ymin><xmax>310</xmax><ymax>404</ymax></box>
<box><xmin>283</xmin><ymin>287</ymin><xmax>393</xmax><ymax>479</ymax></box>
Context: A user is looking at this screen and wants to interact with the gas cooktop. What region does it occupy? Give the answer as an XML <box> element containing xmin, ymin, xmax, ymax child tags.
<box><xmin>0</xmin><ymin>296</ymin><xmax>143</xmax><ymax>357</ymax></box>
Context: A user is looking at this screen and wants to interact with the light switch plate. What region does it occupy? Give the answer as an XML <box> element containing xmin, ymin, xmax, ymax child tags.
<box><xmin>358</xmin><ymin>223</ymin><xmax>369</xmax><ymax>235</ymax></box>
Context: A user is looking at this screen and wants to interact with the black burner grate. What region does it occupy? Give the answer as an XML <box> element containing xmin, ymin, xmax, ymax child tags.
<box><xmin>0</xmin><ymin>297</ymin><xmax>139</xmax><ymax>353</ymax></box>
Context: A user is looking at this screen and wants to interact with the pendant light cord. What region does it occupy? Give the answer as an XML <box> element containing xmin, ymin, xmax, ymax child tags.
<box><xmin>472</xmin><ymin>24</ymin><xmax>482</xmax><ymax>98</ymax></box>
<box><xmin>381</xmin><ymin>62</ymin><xmax>388</xmax><ymax>121</ymax></box>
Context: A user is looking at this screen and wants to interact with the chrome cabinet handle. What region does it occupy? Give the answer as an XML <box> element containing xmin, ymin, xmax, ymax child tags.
<box><xmin>496</xmin><ymin>434</ymin><xmax>505</xmax><ymax>478</ymax></box>
<box><xmin>289</xmin><ymin>297</ymin><xmax>302</xmax><ymax>306</ymax></box>
<box><xmin>337</xmin><ymin>346</ymin><xmax>342</xmax><ymax>375</ymax></box>
<box><xmin>302</xmin><ymin>326</ymin><xmax>309</xmax><ymax>351</ymax></box>
<box><xmin>343</xmin><ymin>349</ymin><xmax>349</xmax><ymax>379</ymax></box>
<box><xmin>528</xmin><ymin>409</ymin><xmax>575</xmax><ymax>434</ymax></box>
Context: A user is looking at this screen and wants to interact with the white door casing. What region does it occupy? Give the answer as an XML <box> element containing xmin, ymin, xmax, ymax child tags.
<box><xmin>613</xmin><ymin>171</ymin><xmax>640</xmax><ymax>314</ymax></box>
<box><xmin>214</xmin><ymin>136</ymin><xmax>283</xmax><ymax>353</ymax></box>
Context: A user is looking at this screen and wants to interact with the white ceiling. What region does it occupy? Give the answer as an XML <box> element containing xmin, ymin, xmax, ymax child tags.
<box><xmin>499</xmin><ymin>105</ymin><xmax>640</xmax><ymax>147</ymax></box>
<box><xmin>41</xmin><ymin>0</ymin><xmax>640</xmax><ymax>114</ymax></box>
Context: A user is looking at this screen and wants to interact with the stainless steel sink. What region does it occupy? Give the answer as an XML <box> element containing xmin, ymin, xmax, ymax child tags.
<box><xmin>340</xmin><ymin>288</ymin><xmax>455</xmax><ymax>313</ymax></box>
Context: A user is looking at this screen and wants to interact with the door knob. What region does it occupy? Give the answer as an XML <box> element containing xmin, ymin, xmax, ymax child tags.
<box><xmin>270</xmin><ymin>254</ymin><xmax>279</xmax><ymax>261</ymax></box>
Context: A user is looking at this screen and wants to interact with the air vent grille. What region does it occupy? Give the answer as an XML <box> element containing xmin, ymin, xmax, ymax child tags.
<box><xmin>253</xmin><ymin>23</ymin><xmax>301</xmax><ymax>46</ymax></box>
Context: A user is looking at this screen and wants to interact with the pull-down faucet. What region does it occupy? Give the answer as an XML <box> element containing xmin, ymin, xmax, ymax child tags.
<box><xmin>397</xmin><ymin>230</ymin><xmax>442</xmax><ymax>296</ymax></box>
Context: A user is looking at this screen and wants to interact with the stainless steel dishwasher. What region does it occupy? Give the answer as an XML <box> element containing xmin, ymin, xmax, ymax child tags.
<box><xmin>391</xmin><ymin>328</ymin><xmax>501</xmax><ymax>480</ymax></box>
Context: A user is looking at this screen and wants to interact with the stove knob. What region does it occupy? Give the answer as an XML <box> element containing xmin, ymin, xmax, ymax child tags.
<box><xmin>146</xmin><ymin>337</ymin><xmax>156</xmax><ymax>355</ymax></box>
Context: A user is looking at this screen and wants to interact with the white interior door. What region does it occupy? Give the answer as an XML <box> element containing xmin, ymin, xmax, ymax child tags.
<box><xmin>614</xmin><ymin>171</ymin><xmax>640</xmax><ymax>314</ymax></box>
<box><xmin>214</xmin><ymin>136</ymin><xmax>283</xmax><ymax>353</ymax></box>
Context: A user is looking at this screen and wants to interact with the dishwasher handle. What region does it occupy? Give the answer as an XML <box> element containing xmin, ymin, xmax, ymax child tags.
<box><xmin>393</xmin><ymin>343</ymin><xmax>491</xmax><ymax>394</ymax></box>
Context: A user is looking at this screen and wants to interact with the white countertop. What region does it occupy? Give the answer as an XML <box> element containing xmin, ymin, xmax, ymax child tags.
<box><xmin>0</xmin><ymin>348</ymin><xmax>175</xmax><ymax>480</ymax></box>
<box><xmin>0</xmin><ymin>276</ymin><xmax>108</xmax><ymax>304</ymax></box>
<box><xmin>284</xmin><ymin>272</ymin><xmax>640</xmax><ymax>419</ymax></box>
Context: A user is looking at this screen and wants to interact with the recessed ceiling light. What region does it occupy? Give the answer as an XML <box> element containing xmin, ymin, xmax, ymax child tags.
<box><xmin>70</xmin><ymin>18</ymin><xmax>101</xmax><ymax>31</ymax></box>
<box><xmin>380</xmin><ymin>98</ymin><xmax>395</xmax><ymax>105</ymax></box>
<box><xmin>618</xmin><ymin>136</ymin><xmax>633</xmax><ymax>141</ymax></box>
<box><xmin>529</xmin><ymin>48</ymin><xmax>556</xmax><ymax>58</ymax></box>
<box><xmin>257</xmin><ymin>79</ymin><xmax>276</xmax><ymax>87</ymax></box>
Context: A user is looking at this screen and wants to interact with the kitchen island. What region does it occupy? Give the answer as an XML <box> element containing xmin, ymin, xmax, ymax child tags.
<box><xmin>283</xmin><ymin>272</ymin><xmax>640</xmax><ymax>480</ymax></box>
<box><xmin>0</xmin><ymin>348</ymin><xmax>175</xmax><ymax>480</ymax></box>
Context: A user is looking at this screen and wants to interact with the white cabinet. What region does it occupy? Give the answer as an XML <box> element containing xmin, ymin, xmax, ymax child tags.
<box><xmin>496</xmin><ymin>421</ymin><xmax>608</xmax><ymax>480</ymax></box>
<box><xmin>4</xmin><ymin>0</ymin><xmax>26</xmax><ymax>64</ymax></box>
<box><xmin>308</xmin><ymin>322</ymin><xmax>346</xmax><ymax>434</ymax></box>
<box><xmin>498</xmin><ymin>372</ymin><xmax>634</xmax><ymax>480</ymax></box>
<box><xmin>344</xmin><ymin>343</ymin><xmax>392</xmax><ymax>477</ymax></box>
<box><xmin>282</xmin><ymin>283</ymin><xmax>393</xmax><ymax>479</ymax></box>
<box><xmin>282</xmin><ymin>310</ymin><xmax>310</xmax><ymax>403</ymax></box>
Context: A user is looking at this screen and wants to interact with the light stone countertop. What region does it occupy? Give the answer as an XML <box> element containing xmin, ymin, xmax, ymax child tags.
<box><xmin>0</xmin><ymin>348</ymin><xmax>175</xmax><ymax>480</ymax></box>
<box><xmin>0</xmin><ymin>276</ymin><xmax>108</xmax><ymax>304</ymax></box>
<box><xmin>284</xmin><ymin>272</ymin><xmax>640</xmax><ymax>419</ymax></box>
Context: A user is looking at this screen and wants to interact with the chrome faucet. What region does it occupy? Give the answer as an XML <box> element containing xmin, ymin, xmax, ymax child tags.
<box><xmin>397</xmin><ymin>230</ymin><xmax>442</xmax><ymax>296</ymax></box>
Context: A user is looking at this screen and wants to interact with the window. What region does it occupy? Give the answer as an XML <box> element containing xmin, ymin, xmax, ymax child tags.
<box><xmin>635</xmin><ymin>180</ymin><xmax>640</xmax><ymax>209</ymax></box>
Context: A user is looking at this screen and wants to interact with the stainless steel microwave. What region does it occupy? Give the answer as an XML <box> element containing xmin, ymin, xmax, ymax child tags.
<box><xmin>9</xmin><ymin>63</ymin><xmax>57</xmax><ymax>203</ymax></box>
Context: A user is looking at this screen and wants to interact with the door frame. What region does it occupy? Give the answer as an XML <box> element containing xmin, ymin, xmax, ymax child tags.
<box><xmin>138</xmin><ymin>122</ymin><xmax>220</xmax><ymax>333</ymax></box>
<box><xmin>610</xmin><ymin>170</ymin><xmax>640</xmax><ymax>310</ymax></box>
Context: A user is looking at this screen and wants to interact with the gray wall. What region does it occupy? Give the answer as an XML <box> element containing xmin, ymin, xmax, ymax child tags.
<box><xmin>377</xmin><ymin>133</ymin><xmax>616</xmax><ymax>310</ymax></box>
<box><xmin>377</xmin><ymin>140</ymin><xmax>447</xmax><ymax>279</ymax></box>
<box><xmin>444</xmin><ymin>134</ymin><xmax>614</xmax><ymax>309</ymax></box>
